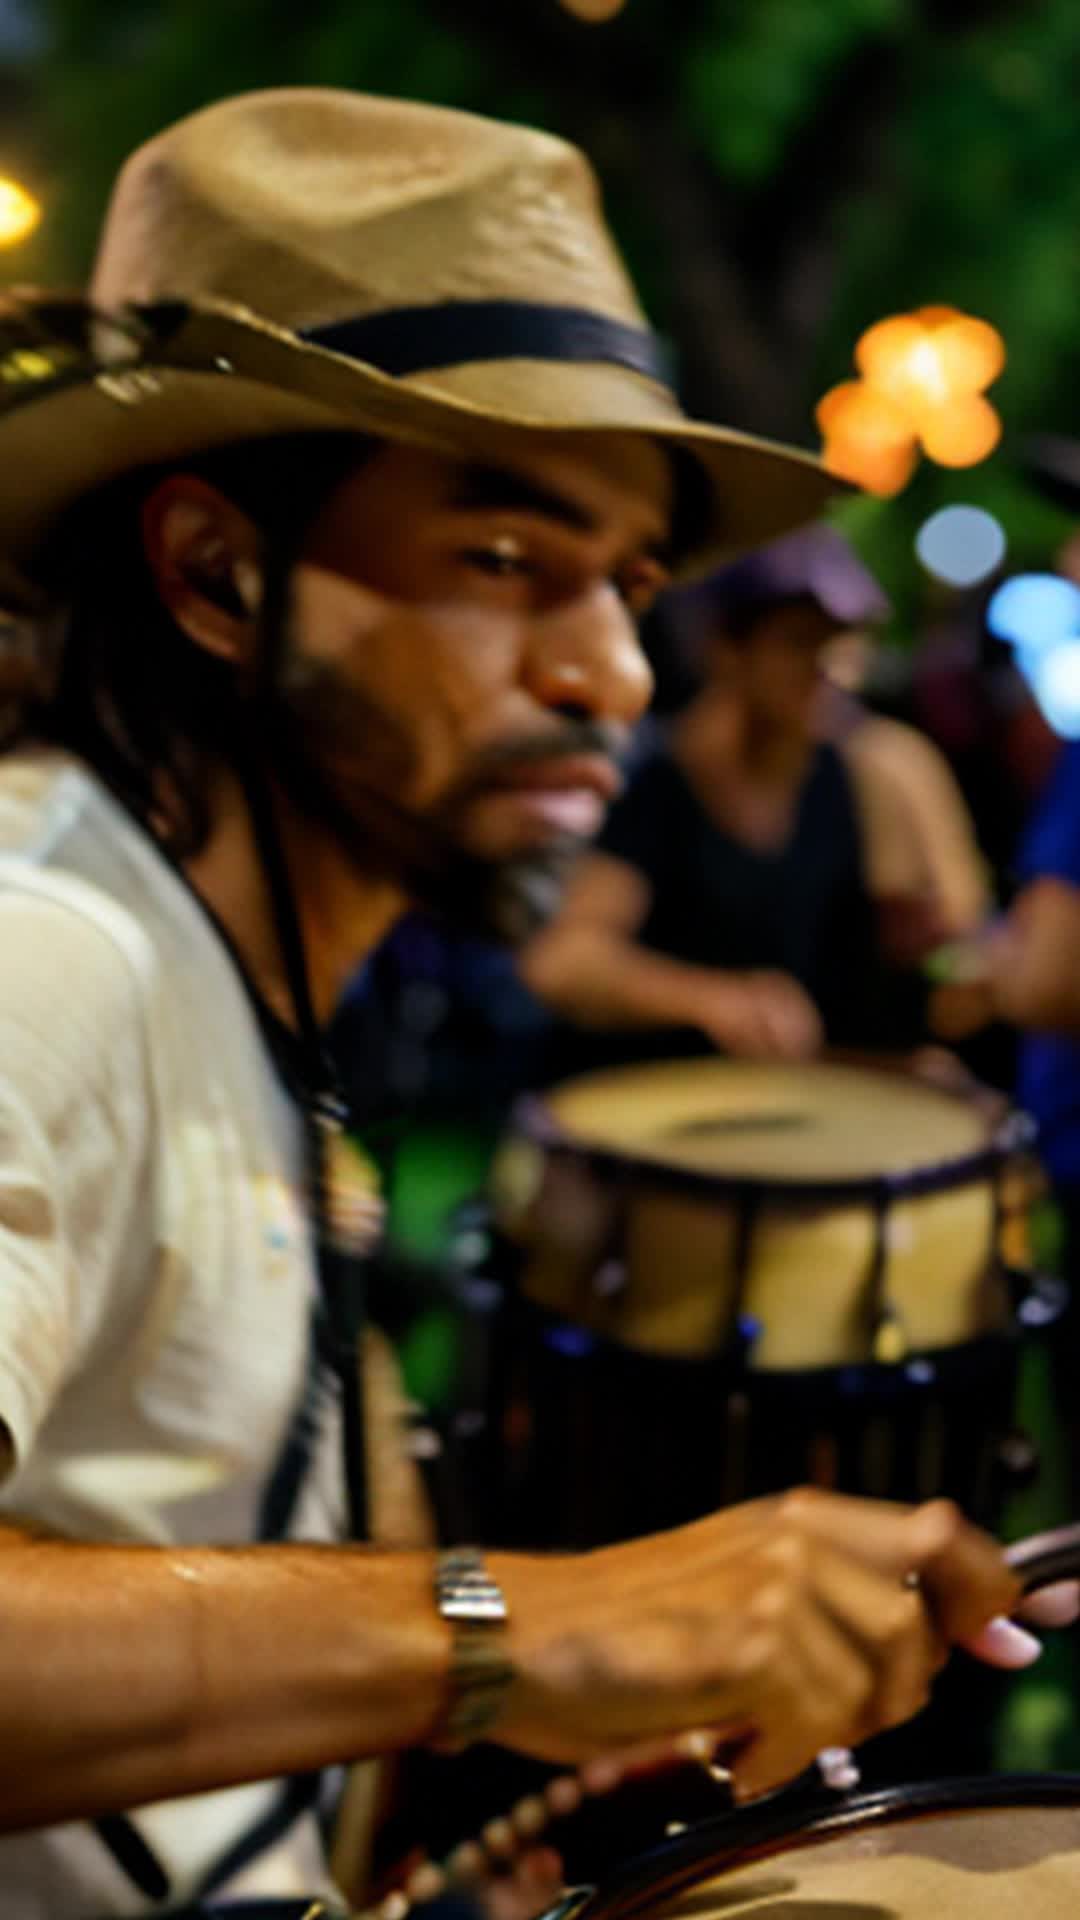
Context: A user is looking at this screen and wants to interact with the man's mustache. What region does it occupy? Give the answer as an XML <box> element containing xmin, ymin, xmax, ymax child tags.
<box><xmin>258</xmin><ymin>707</ymin><xmax>628</xmax><ymax>947</ymax></box>
<box><xmin>445</xmin><ymin>718</ymin><xmax>629</xmax><ymax>798</ymax></box>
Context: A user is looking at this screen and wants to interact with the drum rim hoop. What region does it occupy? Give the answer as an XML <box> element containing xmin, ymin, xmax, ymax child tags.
<box><xmin>514</xmin><ymin>1090</ymin><xmax>1033</xmax><ymax>1206</ymax></box>
<box><xmin>552</xmin><ymin>1772</ymin><xmax>1080</xmax><ymax>1920</ymax></box>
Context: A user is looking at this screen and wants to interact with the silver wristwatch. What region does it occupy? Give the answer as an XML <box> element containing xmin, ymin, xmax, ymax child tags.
<box><xmin>434</xmin><ymin>1546</ymin><xmax>513</xmax><ymax>1749</ymax></box>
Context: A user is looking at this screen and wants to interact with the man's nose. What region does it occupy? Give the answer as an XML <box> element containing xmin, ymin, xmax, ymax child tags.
<box><xmin>523</xmin><ymin>584</ymin><xmax>654</xmax><ymax>725</ymax></box>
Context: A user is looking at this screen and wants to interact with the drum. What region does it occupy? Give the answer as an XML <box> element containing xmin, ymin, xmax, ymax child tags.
<box><xmin>531</xmin><ymin>1527</ymin><xmax>1080</xmax><ymax>1920</ymax></box>
<box><xmin>546</xmin><ymin>1777</ymin><xmax>1080</xmax><ymax>1920</ymax></box>
<box><xmin>487</xmin><ymin>1057</ymin><xmax>1046</xmax><ymax>1544</ymax></box>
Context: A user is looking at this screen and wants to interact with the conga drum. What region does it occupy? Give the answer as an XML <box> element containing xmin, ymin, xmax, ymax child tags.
<box><xmin>524</xmin><ymin>1526</ymin><xmax>1080</xmax><ymax>1920</ymax></box>
<box><xmin>488</xmin><ymin>1057</ymin><xmax>1047</xmax><ymax>1546</ymax></box>
<box><xmin>545</xmin><ymin>1777</ymin><xmax>1080</xmax><ymax>1920</ymax></box>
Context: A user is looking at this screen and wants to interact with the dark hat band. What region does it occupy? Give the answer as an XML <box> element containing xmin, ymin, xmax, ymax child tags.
<box><xmin>303</xmin><ymin>299</ymin><xmax>675</xmax><ymax>389</ymax></box>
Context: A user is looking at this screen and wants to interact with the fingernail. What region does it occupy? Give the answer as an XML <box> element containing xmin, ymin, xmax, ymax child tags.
<box><xmin>976</xmin><ymin>1616</ymin><xmax>1043</xmax><ymax>1667</ymax></box>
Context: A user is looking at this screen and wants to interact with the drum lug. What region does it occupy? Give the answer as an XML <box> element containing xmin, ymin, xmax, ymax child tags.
<box><xmin>996</xmin><ymin>1427</ymin><xmax>1041</xmax><ymax>1490</ymax></box>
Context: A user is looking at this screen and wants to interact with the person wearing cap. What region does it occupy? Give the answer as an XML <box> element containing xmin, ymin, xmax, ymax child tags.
<box><xmin>523</xmin><ymin>525</ymin><xmax>960</xmax><ymax>1062</ymax></box>
<box><xmin>0</xmin><ymin>88</ymin><xmax>1048</xmax><ymax>1916</ymax></box>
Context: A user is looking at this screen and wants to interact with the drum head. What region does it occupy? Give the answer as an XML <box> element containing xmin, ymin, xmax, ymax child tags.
<box><xmin>533</xmin><ymin>1059</ymin><xmax>993</xmax><ymax>1193</ymax></box>
<box><xmin>556</xmin><ymin>1777</ymin><xmax>1080</xmax><ymax>1920</ymax></box>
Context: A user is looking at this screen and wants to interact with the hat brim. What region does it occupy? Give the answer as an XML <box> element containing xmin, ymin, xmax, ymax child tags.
<box><xmin>0</xmin><ymin>297</ymin><xmax>839</xmax><ymax>609</ymax></box>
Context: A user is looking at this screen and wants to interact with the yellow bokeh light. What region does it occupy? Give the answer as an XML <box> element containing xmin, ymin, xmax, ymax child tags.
<box><xmin>0</xmin><ymin>177</ymin><xmax>41</xmax><ymax>248</ymax></box>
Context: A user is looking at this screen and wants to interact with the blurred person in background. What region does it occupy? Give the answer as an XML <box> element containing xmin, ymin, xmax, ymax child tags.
<box><xmin>523</xmin><ymin>525</ymin><xmax>981</xmax><ymax>1065</ymax></box>
<box><xmin>821</xmin><ymin>632</ymin><xmax>989</xmax><ymax>968</ymax></box>
<box><xmin>929</xmin><ymin>437</ymin><xmax>1080</xmax><ymax>1503</ymax></box>
<box><xmin>930</xmin><ymin>731</ymin><xmax>1080</xmax><ymax>1501</ymax></box>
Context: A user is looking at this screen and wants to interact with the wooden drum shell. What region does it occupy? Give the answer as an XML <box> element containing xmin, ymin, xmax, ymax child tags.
<box><xmin>493</xmin><ymin>1059</ymin><xmax>1032</xmax><ymax>1373</ymax></box>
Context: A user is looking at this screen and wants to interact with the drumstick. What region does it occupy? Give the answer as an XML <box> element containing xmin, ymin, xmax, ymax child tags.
<box><xmin>783</xmin><ymin>1523</ymin><xmax>1080</xmax><ymax>1813</ymax></box>
<box><xmin>1005</xmin><ymin>1521</ymin><xmax>1080</xmax><ymax>1592</ymax></box>
<box><xmin>372</xmin><ymin>1528</ymin><xmax>1080</xmax><ymax>1920</ymax></box>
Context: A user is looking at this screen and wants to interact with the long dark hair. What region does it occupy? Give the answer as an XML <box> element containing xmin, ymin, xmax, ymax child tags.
<box><xmin>3</xmin><ymin>432</ymin><xmax>369</xmax><ymax>856</ymax></box>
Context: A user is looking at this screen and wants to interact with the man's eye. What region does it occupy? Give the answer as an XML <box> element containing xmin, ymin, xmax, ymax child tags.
<box><xmin>463</xmin><ymin>544</ymin><xmax>532</xmax><ymax>579</ymax></box>
<box><xmin>618</xmin><ymin>572</ymin><xmax>666</xmax><ymax>618</ymax></box>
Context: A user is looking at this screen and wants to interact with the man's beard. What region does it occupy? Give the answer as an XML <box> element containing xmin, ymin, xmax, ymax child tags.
<box><xmin>253</xmin><ymin>680</ymin><xmax>623</xmax><ymax>946</ymax></box>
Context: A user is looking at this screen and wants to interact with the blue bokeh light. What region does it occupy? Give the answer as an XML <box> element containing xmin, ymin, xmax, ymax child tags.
<box><xmin>986</xmin><ymin>573</ymin><xmax>1080</xmax><ymax>654</ymax></box>
<box><xmin>987</xmin><ymin>572</ymin><xmax>1080</xmax><ymax>738</ymax></box>
<box><xmin>1027</xmin><ymin>643</ymin><xmax>1080</xmax><ymax>740</ymax></box>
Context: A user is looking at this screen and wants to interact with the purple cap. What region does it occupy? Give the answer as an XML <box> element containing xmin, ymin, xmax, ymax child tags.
<box><xmin>672</xmin><ymin>524</ymin><xmax>891</xmax><ymax>635</ymax></box>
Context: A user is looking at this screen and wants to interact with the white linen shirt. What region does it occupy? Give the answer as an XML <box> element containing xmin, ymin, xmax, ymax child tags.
<box><xmin>0</xmin><ymin>748</ymin><xmax>354</xmax><ymax>1915</ymax></box>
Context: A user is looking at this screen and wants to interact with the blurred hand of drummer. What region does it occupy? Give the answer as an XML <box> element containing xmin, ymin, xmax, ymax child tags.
<box><xmin>490</xmin><ymin>1491</ymin><xmax>1018</xmax><ymax>1802</ymax></box>
<box><xmin>693</xmin><ymin>968</ymin><xmax>824</xmax><ymax>1059</ymax></box>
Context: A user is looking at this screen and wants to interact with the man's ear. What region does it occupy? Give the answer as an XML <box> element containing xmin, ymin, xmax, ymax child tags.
<box><xmin>140</xmin><ymin>475</ymin><xmax>264</xmax><ymax>663</ymax></box>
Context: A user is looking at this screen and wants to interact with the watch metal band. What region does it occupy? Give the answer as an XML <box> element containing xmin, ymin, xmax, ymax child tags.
<box><xmin>435</xmin><ymin>1547</ymin><xmax>513</xmax><ymax>1749</ymax></box>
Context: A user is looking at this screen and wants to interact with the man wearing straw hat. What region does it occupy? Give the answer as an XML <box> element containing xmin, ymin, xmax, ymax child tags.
<box><xmin>0</xmin><ymin>87</ymin><xmax>1049</xmax><ymax>1916</ymax></box>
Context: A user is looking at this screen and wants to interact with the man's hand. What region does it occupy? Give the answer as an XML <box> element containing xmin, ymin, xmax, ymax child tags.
<box><xmin>492</xmin><ymin>1491</ymin><xmax>1017</xmax><ymax>1802</ymax></box>
<box><xmin>693</xmin><ymin>970</ymin><xmax>824</xmax><ymax>1060</ymax></box>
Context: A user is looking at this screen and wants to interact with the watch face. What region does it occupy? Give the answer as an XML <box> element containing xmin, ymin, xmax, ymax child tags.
<box><xmin>439</xmin><ymin>1576</ymin><xmax>509</xmax><ymax>1624</ymax></box>
<box><xmin>441</xmin><ymin>1588</ymin><xmax>509</xmax><ymax>1624</ymax></box>
<box><xmin>437</xmin><ymin>1549</ymin><xmax>510</xmax><ymax>1624</ymax></box>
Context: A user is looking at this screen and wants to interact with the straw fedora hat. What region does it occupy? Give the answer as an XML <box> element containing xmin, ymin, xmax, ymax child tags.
<box><xmin>0</xmin><ymin>86</ymin><xmax>836</xmax><ymax>609</ymax></box>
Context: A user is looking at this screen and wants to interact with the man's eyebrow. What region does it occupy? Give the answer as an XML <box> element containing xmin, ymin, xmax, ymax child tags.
<box><xmin>447</xmin><ymin>461</ymin><xmax>675</xmax><ymax>564</ymax></box>
<box><xmin>448</xmin><ymin>462</ymin><xmax>600</xmax><ymax>534</ymax></box>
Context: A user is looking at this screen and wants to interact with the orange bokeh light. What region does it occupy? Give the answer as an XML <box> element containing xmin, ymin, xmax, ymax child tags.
<box><xmin>816</xmin><ymin>379</ymin><xmax>911</xmax><ymax>444</ymax></box>
<box><xmin>932</xmin><ymin>315</ymin><xmax>1006</xmax><ymax>395</ymax></box>
<box><xmin>822</xmin><ymin>433</ymin><xmax>919</xmax><ymax>498</ymax></box>
<box><xmin>816</xmin><ymin>381</ymin><xmax>918</xmax><ymax>495</ymax></box>
<box><xmin>557</xmin><ymin>0</ymin><xmax>628</xmax><ymax>17</ymax></box>
<box><xmin>855</xmin><ymin>316</ymin><xmax>939</xmax><ymax>409</ymax></box>
<box><xmin>918</xmin><ymin>394</ymin><xmax>1003</xmax><ymax>467</ymax></box>
<box><xmin>818</xmin><ymin>305</ymin><xmax>1006</xmax><ymax>494</ymax></box>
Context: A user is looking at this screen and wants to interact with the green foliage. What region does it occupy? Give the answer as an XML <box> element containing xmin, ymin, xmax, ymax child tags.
<box><xmin>6</xmin><ymin>0</ymin><xmax>1080</xmax><ymax>613</ymax></box>
<box><xmin>822</xmin><ymin>3</ymin><xmax>1080</xmax><ymax>422</ymax></box>
<box><xmin>20</xmin><ymin>0</ymin><xmax>521</xmax><ymax>276</ymax></box>
<box><xmin>682</xmin><ymin>0</ymin><xmax>905</xmax><ymax>183</ymax></box>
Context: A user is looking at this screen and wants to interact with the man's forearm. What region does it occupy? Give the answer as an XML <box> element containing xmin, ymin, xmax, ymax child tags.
<box><xmin>0</xmin><ymin>1528</ymin><xmax>450</xmax><ymax>1831</ymax></box>
<box><xmin>521</xmin><ymin>926</ymin><xmax>715</xmax><ymax>1032</ymax></box>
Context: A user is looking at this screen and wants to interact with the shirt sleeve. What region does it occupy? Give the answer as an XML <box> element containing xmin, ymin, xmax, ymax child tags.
<box><xmin>1019</xmin><ymin>741</ymin><xmax>1080</xmax><ymax>886</ymax></box>
<box><xmin>0</xmin><ymin>888</ymin><xmax>152</xmax><ymax>1469</ymax></box>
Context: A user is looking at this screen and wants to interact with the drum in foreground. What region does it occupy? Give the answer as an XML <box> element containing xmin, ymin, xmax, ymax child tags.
<box><xmin>547</xmin><ymin>1776</ymin><xmax>1080</xmax><ymax>1920</ymax></box>
<box><xmin>489</xmin><ymin>1057</ymin><xmax>1045</xmax><ymax>1542</ymax></box>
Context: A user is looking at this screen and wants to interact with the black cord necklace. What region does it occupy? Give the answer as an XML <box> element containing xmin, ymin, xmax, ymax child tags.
<box><xmin>234</xmin><ymin>734</ymin><xmax>371</xmax><ymax>1543</ymax></box>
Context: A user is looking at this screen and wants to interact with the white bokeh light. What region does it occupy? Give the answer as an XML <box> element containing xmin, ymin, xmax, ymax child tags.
<box><xmin>915</xmin><ymin>505</ymin><xmax>1007</xmax><ymax>588</ymax></box>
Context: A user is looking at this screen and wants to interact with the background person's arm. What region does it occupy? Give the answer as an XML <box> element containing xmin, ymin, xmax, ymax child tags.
<box><xmin>520</xmin><ymin>852</ymin><xmax>821</xmax><ymax>1059</ymax></box>
<box><xmin>988</xmin><ymin>876</ymin><xmax>1080</xmax><ymax>1030</ymax></box>
<box><xmin>931</xmin><ymin>877</ymin><xmax>1080</xmax><ymax>1040</ymax></box>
